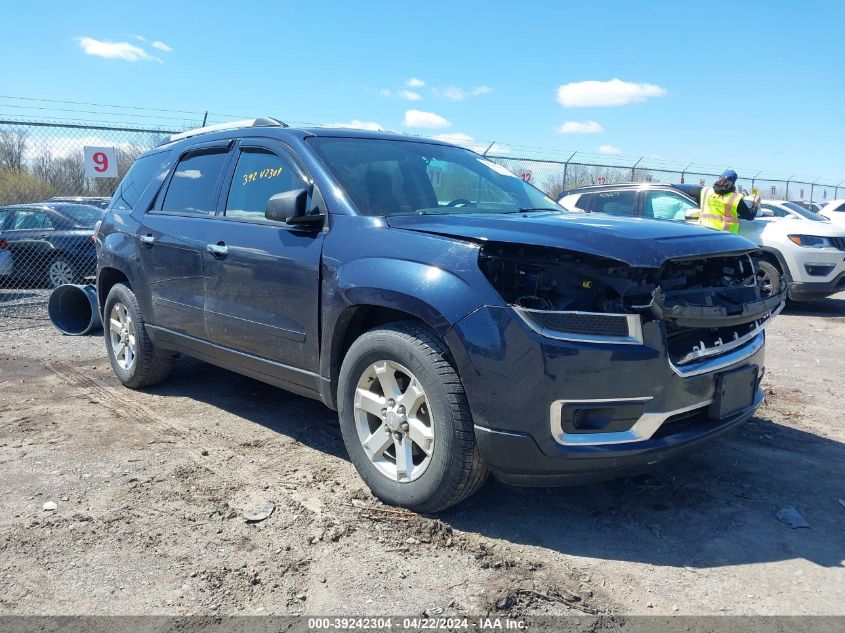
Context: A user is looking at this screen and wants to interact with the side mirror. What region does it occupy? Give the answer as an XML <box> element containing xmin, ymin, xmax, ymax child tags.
<box><xmin>266</xmin><ymin>189</ymin><xmax>308</xmax><ymax>223</ymax></box>
<box><xmin>685</xmin><ymin>209</ymin><xmax>700</xmax><ymax>221</ymax></box>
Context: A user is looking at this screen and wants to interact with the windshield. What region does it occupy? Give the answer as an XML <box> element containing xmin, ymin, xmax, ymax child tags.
<box><xmin>782</xmin><ymin>202</ymin><xmax>828</xmax><ymax>222</ymax></box>
<box><xmin>308</xmin><ymin>138</ymin><xmax>559</xmax><ymax>216</ymax></box>
<box><xmin>56</xmin><ymin>204</ymin><xmax>103</xmax><ymax>227</ymax></box>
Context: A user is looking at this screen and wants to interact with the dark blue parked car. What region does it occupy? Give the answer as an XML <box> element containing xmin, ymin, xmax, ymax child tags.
<box><xmin>0</xmin><ymin>202</ymin><xmax>101</xmax><ymax>287</ymax></box>
<box><xmin>96</xmin><ymin>119</ymin><xmax>782</xmax><ymax>511</ymax></box>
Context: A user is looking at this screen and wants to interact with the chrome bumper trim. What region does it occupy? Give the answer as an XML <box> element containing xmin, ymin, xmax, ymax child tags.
<box><xmin>550</xmin><ymin>397</ymin><xmax>709</xmax><ymax>446</ymax></box>
<box><xmin>669</xmin><ymin>332</ymin><xmax>764</xmax><ymax>377</ymax></box>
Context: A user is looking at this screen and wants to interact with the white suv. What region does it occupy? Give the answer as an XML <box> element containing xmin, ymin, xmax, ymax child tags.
<box><xmin>819</xmin><ymin>199</ymin><xmax>845</xmax><ymax>226</ymax></box>
<box><xmin>747</xmin><ymin>200</ymin><xmax>845</xmax><ymax>301</ymax></box>
<box><xmin>558</xmin><ymin>185</ymin><xmax>845</xmax><ymax>302</ymax></box>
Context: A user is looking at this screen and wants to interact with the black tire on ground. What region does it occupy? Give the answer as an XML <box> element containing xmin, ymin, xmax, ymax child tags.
<box><xmin>103</xmin><ymin>283</ymin><xmax>173</xmax><ymax>389</ymax></box>
<box><xmin>755</xmin><ymin>259</ymin><xmax>782</xmax><ymax>298</ymax></box>
<box><xmin>337</xmin><ymin>321</ymin><xmax>489</xmax><ymax>513</ymax></box>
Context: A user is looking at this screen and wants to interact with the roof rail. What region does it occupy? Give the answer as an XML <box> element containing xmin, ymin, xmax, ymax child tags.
<box><xmin>161</xmin><ymin>117</ymin><xmax>288</xmax><ymax>145</ymax></box>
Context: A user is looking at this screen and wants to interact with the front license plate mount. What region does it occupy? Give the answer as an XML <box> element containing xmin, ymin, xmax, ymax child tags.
<box><xmin>708</xmin><ymin>365</ymin><xmax>758</xmax><ymax>420</ymax></box>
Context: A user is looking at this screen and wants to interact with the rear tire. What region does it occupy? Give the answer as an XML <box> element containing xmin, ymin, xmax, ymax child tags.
<box><xmin>103</xmin><ymin>283</ymin><xmax>173</xmax><ymax>389</ymax></box>
<box><xmin>337</xmin><ymin>321</ymin><xmax>488</xmax><ymax>512</ymax></box>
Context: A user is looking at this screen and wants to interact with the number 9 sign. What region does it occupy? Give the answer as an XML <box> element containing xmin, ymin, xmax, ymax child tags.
<box><xmin>83</xmin><ymin>146</ymin><xmax>118</xmax><ymax>178</ymax></box>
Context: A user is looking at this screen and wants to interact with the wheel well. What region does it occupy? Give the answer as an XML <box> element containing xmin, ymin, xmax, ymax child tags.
<box><xmin>97</xmin><ymin>267</ymin><xmax>130</xmax><ymax>313</ymax></box>
<box><xmin>755</xmin><ymin>248</ymin><xmax>791</xmax><ymax>282</ymax></box>
<box><xmin>328</xmin><ymin>306</ymin><xmax>432</xmax><ymax>409</ymax></box>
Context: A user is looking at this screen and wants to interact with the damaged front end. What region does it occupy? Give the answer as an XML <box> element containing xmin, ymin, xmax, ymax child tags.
<box><xmin>478</xmin><ymin>243</ymin><xmax>786</xmax><ymax>366</ymax></box>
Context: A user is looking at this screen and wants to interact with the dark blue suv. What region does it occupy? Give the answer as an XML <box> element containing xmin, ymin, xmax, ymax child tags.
<box><xmin>96</xmin><ymin>118</ymin><xmax>782</xmax><ymax>511</ymax></box>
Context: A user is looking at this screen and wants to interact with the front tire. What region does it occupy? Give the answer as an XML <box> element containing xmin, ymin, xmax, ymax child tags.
<box><xmin>755</xmin><ymin>259</ymin><xmax>782</xmax><ymax>298</ymax></box>
<box><xmin>103</xmin><ymin>283</ymin><xmax>172</xmax><ymax>389</ymax></box>
<box><xmin>337</xmin><ymin>321</ymin><xmax>488</xmax><ymax>512</ymax></box>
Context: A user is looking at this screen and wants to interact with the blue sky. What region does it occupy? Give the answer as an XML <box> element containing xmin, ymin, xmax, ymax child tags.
<box><xmin>1</xmin><ymin>0</ymin><xmax>843</xmax><ymax>181</ymax></box>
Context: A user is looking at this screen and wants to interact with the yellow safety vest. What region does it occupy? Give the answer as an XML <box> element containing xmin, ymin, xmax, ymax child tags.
<box><xmin>699</xmin><ymin>187</ymin><xmax>741</xmax><ymax>234</ymax></box>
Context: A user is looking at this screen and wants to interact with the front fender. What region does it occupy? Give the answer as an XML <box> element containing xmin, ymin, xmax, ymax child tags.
<box><xmin>333</xmin><ymin>257</ymin><xmax>482</xmax><ymax>334</ymax></box>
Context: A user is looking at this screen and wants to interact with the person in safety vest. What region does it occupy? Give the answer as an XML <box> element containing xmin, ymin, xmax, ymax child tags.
<box><xmin>699</xmin><ymin>169</ymin><xmax>759</xmax><ymax>234</ymax></box>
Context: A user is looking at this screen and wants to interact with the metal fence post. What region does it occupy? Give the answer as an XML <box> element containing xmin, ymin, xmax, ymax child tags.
<box><xmin>631</xmin><ymin>157</ymin><xmax>643</xmax><ymax>181</ymax></box>
<box><xmin>680</xmin><ymin>162</ymin><xmax>693</xmax><ymax>184</ymax></box>
<box><xmin>810</xmin><ymin>178</ymin><xmax>819</xmax><ymax>202</ymax></box>
<box><xmin>785</xmin><ymin>174</ymin><xmax>795</xmax><ymax>200</ymax></box>
<box><xmin>835</xmin><ymin>181</ymin><xmax>842</xmax><ymax>200</ymax></box>
<box><xmin>562</xmin><ymin>151</ymin><xmax>577</xmax><ymax>191</ymax></box>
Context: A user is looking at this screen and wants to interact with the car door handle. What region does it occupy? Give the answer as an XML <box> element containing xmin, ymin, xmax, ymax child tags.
<box><xmin>139</xmin><ymin>234</ymin><xmax>155</xmax><ymax>247</ymax></box>
<box><xmin>207</xmin><ymin>242</ymin><xmax>229</xmax><ymax>257</ymax></box>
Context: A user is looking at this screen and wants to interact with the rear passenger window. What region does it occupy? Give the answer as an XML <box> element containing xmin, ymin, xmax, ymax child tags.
<box><xmin>590</xmin><ymin>191</ymin><xmax>636</xmax><ymax>216</ymax></box>
<box><xmin>225</xmin><ymin>149</ymin><xmax>303</xmax><ymax>220</ymax></box>
<box><xmin>111</xmin><ymin>151</ymin><xmax>170</xmax><ymax>211</ymax></box>
<box><xmin>161</xmin><ymin>150</ymin><xmax>229</xmax><ymax>215</ymax></box>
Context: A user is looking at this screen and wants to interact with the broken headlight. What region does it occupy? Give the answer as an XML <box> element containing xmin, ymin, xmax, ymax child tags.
<box><xmin>477</xmin><ymin>243</ymin><xmax>651</xmax><ymax>344</ymax></box>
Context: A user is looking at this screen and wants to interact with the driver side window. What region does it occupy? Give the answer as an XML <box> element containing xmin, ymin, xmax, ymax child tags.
<box><xmin>643</xmin><ymin>191</ymin><xmax>696</xmax><ymax>221</ymax></box>
<box><xmin>225</xmin><ymin>148</ymin><xmax>303</xmax><ymax>221</ymax></box>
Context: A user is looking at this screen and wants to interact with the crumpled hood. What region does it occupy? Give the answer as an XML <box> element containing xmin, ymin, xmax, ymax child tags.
<box><xmin>386</xmin><ymin>212</ymin><xmax>757</xmax><ymax>267</ymax></box>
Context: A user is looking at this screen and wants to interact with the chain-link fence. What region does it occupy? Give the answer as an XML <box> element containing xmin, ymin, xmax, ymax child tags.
<box><xmin>0</xmin><ymin>120</ymin><xmax>176</xmax><ymax>331</ymax></box>
<box><xmin>1</xmin><ymin>118</ymin><xmax>843</xmax><ymax>332</ymax></box>
<box><xmin>487</xmin><ymin>155</ymin><xmax>845</xmax><ymax>203</ymax></box>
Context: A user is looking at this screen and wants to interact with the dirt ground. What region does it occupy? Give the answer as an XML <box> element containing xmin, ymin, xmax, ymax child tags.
<box><xmin>0</xmin><ymin>294</ymin><xmax>843</xmax><ymax>618</ymax></box>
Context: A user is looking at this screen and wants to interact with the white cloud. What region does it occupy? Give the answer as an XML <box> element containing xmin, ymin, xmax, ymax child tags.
<box><xmin>404</xmin><ymin>109</ymin><xmax>451</xmax><ymax>129</ymax></box>
<box><xmin>438</xmin><ymin>85</ymin><xmax>492</xmax><ymax>101</ymax></box>
<box><xmin>557</xmin><ymin>78</ymin><xmax>667</xmax><ymax>107</ymax></box>
<box><xmin>76</xmin><ymin>36</ymin><xmax>162</xmax><ymax>63</ymax></box>
<box><xmin>377</xmin><ymin>88</ymin><xmax>392</xmax><ymax>98</ymax></box>
<box><xmin>431</xmin><ymin>132</ymin><xmax>474</xmax><ymax>144</ymax></box>
<box><xmin>598</xmin><ymin>144</ymin><xmax>622</xmax><ymax>155</ymax></box>
<box><xmin>427</xmin><ymin>133</ymin><xmax>508</xmax><ymax>155</ymax></box>
<box><xmin>150</xmin><ymin>40</ymin><xmax>173</xmax><ymax>53</ymax></box>
<box><xmin>406</xmin><ymin>77</ymin><xmax>425</xmax><ymax>88</ymax></box>
<box><xmin>398</xmin><ymin>90</ymin><xmax>422</xmax><ymax>101</ymax></box>
<box><xmin>442</xmin><ymin>87</ymin><xmax>466</xmax><ymax>101</ymax></box>
<box><xmin>557</xmin><ymin>120</ymin><xmax>604</xmax><ymax>134</ymax></box>
<box><xmin>325</xmin><ymin>120</ymin><xmax>383</xmax><ymax>131</ymax></box>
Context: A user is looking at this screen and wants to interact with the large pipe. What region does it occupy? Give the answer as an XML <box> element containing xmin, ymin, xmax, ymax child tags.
<box><xmin>48</xmin><ymin>284</ymin><xmax>102</xmax><ymax>336</ymax></box>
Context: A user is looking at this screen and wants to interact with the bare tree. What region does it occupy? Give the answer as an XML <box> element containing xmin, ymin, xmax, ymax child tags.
<box><xmin>0</xmin><ymin>129</ymin><xmax>27</xmax><ymax>172</ymax></box>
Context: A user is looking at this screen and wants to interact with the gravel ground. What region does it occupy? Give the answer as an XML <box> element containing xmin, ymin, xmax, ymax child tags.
<box><xmin>0</xmin><ymin>294</ymin><xmax>843</xmax><ymax>618</ymax></box>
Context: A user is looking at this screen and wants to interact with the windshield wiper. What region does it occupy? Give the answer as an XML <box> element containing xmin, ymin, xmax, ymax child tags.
<box><xmin>511</xmin><ymin>207</ymin><xmax>562</xmax><ymax>214</ymax></box>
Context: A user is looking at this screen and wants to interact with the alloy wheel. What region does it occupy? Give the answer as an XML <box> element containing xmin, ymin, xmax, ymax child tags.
<box><xmin>48</xmin><ymin>260</ymin><xmax>74</xmax><ymax>287</ymax></box>
<box><xmin>108</xmin><ymin>302</ymin><xmax>137</xmax><ymax>371</ymax></box>
<box><xmin>353</xmin><ymin>360</ymin><xmax>435</xmax><ymax>483</ymax></box>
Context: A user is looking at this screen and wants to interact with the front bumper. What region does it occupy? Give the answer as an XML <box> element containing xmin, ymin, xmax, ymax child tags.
<box><xmin>789</xmin><ymin>271</ymin><xmax>845</xmax><ymax>301</ymax></box>
<box><xmin>445</xmin><ymin>306</ymin><xmax>766</xmax><ymax>484</ymax></box>
<box><xmin>784</xmin><ymin>246</ymin><xmax>845</xmax><ymax>300</ymax></box>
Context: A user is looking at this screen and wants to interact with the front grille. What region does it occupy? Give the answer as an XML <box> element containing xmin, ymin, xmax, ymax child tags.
<box><xmin>829</xmin><ymin>236</ymin><xmax>845</xmax><ymax>251</ymax></box>
<box><xmin>527</xmin><ymin>311</ymin><xmax>630</xmax><ymax>337</ymax></box>
<box><xmin>667</xmin><ymin>319</ymin><xmax>760</xmax><ymax>365</ymax></box>
<box><xmin>651</xmin><ymin>407</ymin><xmax>711</xmax><ymax>439</ymax></box>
